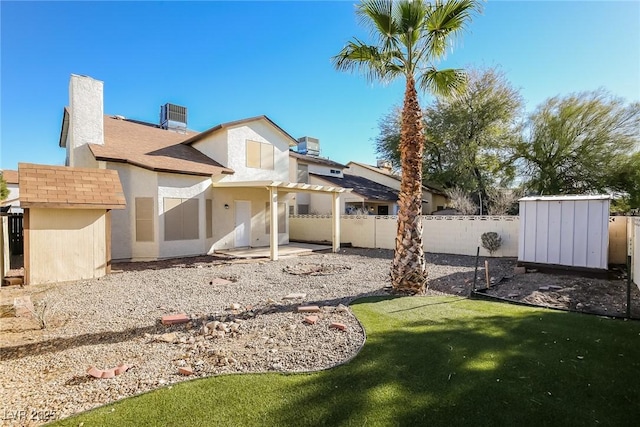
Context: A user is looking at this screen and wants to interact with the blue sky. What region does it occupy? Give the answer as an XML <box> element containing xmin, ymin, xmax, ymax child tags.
<box><xmin>1</xmin><ymin>1</ymin><xmax>639</xmax><ymax>171</ymax></box>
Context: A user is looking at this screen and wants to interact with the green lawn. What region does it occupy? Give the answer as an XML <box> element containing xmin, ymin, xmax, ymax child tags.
<box><xmin>52</xmin><ymin>296</ymin><xmax>640</xmax><ymax>426</ymax></box>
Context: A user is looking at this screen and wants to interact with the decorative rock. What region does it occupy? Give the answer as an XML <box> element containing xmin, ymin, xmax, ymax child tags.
<box><xmin>283</xmin><ymin>293</ymin><xmax>307</xmax><ymax>300</ymax></box>
<box><xmin>207</xmin><ymin>321</ymin><xmax>220</xmax><ymax>331</ymax></box>
<box><xmin>514</xmin><ymin>266</ymin><xmax>526</xmax><ymax>275</ymax></box>
<box><xmin>101</xmin><ymin>368</ymin><xmax>116</xmax><ymax>379</ymax></box>
<box><xmin>114</xmin><ymin>364</ymin><xmax>129</xmax><ymax>376</ymax></box>
<box><xmin>229</xmin><ymin>303</ymin><xmax>241</xmax><ymax>310</ymax></box>
<box><xmin>304</xmin><ymin>315</ymin><xmax>319</xmax><ymax>325</ymax></box>
<box><xmin>86</xmin><ymin>366</ymin><xmax>104</xmax><ymax>379</ymax></box>
<box><xmin>161</xmin><ymin>313</ymin><xmax>190</xmax><ymax>325</ymax></box>
<box><xmin>178</xmin><ymin>366</ymin><xmax>194</xmax><ymax>376</ymax></box>
<box><xmin>539</xmin><ymin>286</ymin><xmax>550</xmax><ymax>291</ymax></box>
<box><xmin>330</xmin><ymin>322</ymin><xmax>347</xmax><ymax>331</ymax></box>
<box><xmin>507</xmin><ymin>293</ymin><xmax>519</xmax><ymax>298</ymax></box>
<box><xmin>159</xmin><ymin>333</ymin><xmax>178</xmax><ymax>343</ymax></box>
<box><xmin>297</xmin><ymin>305</ymin><xmax>320</xmax><ymax>313</ymax></box>
<box><xmin>336</xmin><ymin>304</ymin><xmax>349</xmax><ymax>313</ymax></box>
<box><xmin>209</xmin><ymin>278</ymin><xmax>232</xmax><ymax>286</ymax></box>
<box><xmin>549</xmin><ymin>285</ymin><xmax>563</xmax><ymax>290</ymax></box>
<box><xmin>230</xmin><ymin>323</ymin><xmax>240</xmax><ymax>332</ymax></box>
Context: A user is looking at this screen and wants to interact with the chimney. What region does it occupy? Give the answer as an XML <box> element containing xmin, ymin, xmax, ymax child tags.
<box><xmin>297</xmin><ymin>136</ymin><xmax>320</xmax><ymax>156</ymax></box>
<box><xmin>68</xmin><ymin>74</ymin><xmax>104</xmax><ymax>167</ymax></box>
<box><xmin>160</xmin><ymin>103</ymin><xmax>187</xmax><ymax>134</ymax></box>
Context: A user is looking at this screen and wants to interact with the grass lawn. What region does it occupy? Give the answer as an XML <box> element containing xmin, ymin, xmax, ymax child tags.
<box><xmin>52</xmin><ymin>296</ymin><xmax>640</xmax><ymax>426</ymax></box>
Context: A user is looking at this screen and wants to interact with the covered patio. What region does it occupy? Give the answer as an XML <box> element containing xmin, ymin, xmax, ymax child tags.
<box><xmin>211</xmin><ymin>180</ymin><xmax>350</xmax><ymax>261</ymax></box>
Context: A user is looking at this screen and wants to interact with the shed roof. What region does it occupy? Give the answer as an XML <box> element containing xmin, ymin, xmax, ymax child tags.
<box><xmin>519</xmin><ymin>195</ymin><xmax>611</xmax><ymax>202</ymax></box>
<box><xmin>18</xmin><ymin>163</ymin><xmax>126</xmax><ymax>209</ymax></box>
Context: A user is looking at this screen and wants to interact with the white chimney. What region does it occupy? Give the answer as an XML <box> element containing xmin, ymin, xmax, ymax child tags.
<box><xmin>377</xmin><ymin>159</ymin><xmax>393</xmax><ymax>172</ymax></box>
<box><xmin>68</xmin><ymin>74</ymin><xmax>104</xmax><ymax>167</ymax></box>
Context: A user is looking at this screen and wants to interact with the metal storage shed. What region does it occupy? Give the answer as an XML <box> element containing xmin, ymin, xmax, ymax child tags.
<box><xmin>518</xmin><ymin>195</ymin><xmax>610</xmax><ymax>270</ymax></box>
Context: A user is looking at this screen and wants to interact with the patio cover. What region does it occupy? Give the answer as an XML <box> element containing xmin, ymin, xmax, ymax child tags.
<box><xmin>211</xmin><ymin>180</ymin><xmax>352</xmax><ymax>260</ymax></box>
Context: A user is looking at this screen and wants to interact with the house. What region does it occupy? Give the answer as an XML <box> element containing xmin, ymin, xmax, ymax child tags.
<box><xmin>59</xmin><ymin>74</ymin><xmax>348</xmax><ymax>261</ymax></box>
<box><xmin>18</xmin><ymin>163</ymin><xmax>126</xmax><ymax>285</ymax></box>
<box><xmin>0</xmin><ymin>169</ymin><xmax>22</xmax><ymax>213</ymax></box>
<box><xmin>288</xmin><ymin>140</ymin><xmax>349</xmax><ymax>215</ymax></box>
<box><xmin>346</xmin><ymin>161</ymin><xmax>449</xmax><ymax>214</ymax></box>
<box><xmin>289</xmin><ymin>141</ymin><xmax>426</xmax><ymax>215</ymax></box>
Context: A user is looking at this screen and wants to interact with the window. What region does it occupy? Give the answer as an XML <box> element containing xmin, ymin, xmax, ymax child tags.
<box><xmin>330</xmin><ymin>169</ymin><xmax>340</xmax><ymax>174</ymax></box>
<box><xmin>246</xmin><ymin>140</ymin><xmax>274</xmax><ymax>169</ymax></box>
<box><xmin>265</xmin><ymin>202</ymin><xmax>286</xmax><ymax>234</ymax></box>
<box><xmin>135</xmin><ymin>197</ymin><xmax>154</xmax><ymax>242</ymax></box>
<box><xmin>206</xmin><ymin>199</ymin><xmax>212</xmax><ymax>238</ymax></box>
<box><xmin>289</xmin><ymin>205</ymin><xmax>295</xmax><ymax>216</ymax></box>
<box><xmin>164</xmin><ymin>197</ymin><xmax>199</xmax><ymax>241</ymax></box>
<box><xmin>297</xmin><ymin>164</ymin><xmax>309</xmax><ymax>183</ymax></box>
<box><xmin>298</xmin><ymin>204</ymin><xmax>309</xmax><ymax>215</ymax></box>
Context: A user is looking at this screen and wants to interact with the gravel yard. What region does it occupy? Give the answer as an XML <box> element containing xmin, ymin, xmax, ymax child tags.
<box><xmin>0</xmin><ymin>248</ymin><xmax>635</xmax><ymax>426</ymax></box>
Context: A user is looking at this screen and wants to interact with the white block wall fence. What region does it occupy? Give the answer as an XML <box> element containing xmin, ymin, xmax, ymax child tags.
<box><xmin>290</xmin><ymin>215</ymin><xmax>520</xmax><ymax>257</ymax></box>
<box><xmin>290</xmin><ymin>215</ymin><xmax>633</xmax><ymax>263</ymax></box>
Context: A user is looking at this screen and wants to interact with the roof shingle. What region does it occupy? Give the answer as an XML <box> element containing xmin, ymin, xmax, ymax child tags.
<box><xmin>1</xmin><ymin>170</ymin><xmax>18</xmax><ymax>184</ymax></box>
<box><xmin>18</xmin><ymin>163</ymin><xmax>126</xmax><ymax>209</ymax></box>
<box><xmin>87</xmin><ymin>115</ymin><xmax>233</xmax><ymax>177</ymax></box>
<box><xmin>310</xmin><ymin>173</ymin><xmax>417</xmax><ymax>202</ymax></box>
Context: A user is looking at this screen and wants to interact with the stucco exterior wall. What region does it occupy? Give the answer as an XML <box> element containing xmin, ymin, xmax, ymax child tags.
<box><xmin>27</xmin><ymin>208</ymin><xmax>107</xmax><ymax>284</ymax></box>
<box><xmin>632</xmin><ymin>218</ymin><xmax>639</xmax><ymax>287</ymax></box>
<box><xmin>210</xmin><ymin>187</ymin><xmax>288</xmax><ymax>251</ymax></box>
<box><xmin>221</xmin><ymin>121</ymin><xmax>291</xmax><ymax>182</ymax></box>
<box><xmin>192</xmin><ymin>130</ymin><xmax>229</xmax><ymax>169</ymax></box>
<box><xmin>346</xmin><ymin>163</ymin><xmax>400</xmax><ymax>189</ymax></box>
<box><xmin>68</xmin><ymin>75</ymin><xmax>103</xmax><ymax>168</ymax></box>
<box><xmin>309</xmin><ymin>175</ymin><xmax>346</xmax><ymax>214</ymax></box>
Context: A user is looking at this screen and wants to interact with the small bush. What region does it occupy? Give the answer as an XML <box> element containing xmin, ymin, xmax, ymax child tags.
<box><xmin>481</xmin><ymin>232</ymin><xmax>502</xmax><ymax>256</ymax></box>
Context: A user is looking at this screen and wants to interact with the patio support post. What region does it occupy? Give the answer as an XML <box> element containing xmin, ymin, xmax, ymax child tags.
<box><xmin>332</xmin><ymin>192</ymin><xmax>340</xmax><ymax>253</ymax></box>
<box><xmin>269</xmin><ymin>186</ymin><xmax>278</xmax><ymax>261</ymax></box>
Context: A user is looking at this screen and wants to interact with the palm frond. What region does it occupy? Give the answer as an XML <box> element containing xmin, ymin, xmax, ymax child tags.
<box><xmin>332</xmin><ymin>39</ymin><xmax>403</xmax><ymax>83</ymax></box>
<box><xmin>424</xmin><ymin>0</ymin><xmax>481</xmax><ymax>58</ymax></box>
<box><xmin>418</xmin><ymin>68</ymin><xmax>467</xmax><ymax>98</ymax></box>
<box><xmin>357</xmin><ymin>0</ymin><xmax>399</xmax><ymax>44</ymax></box>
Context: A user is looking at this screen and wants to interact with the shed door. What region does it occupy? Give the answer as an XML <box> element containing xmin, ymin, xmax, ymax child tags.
<box><xmin>234</xmin><ymin>201</ymin><xmax>251</xmax><ymax>247</ymax></box>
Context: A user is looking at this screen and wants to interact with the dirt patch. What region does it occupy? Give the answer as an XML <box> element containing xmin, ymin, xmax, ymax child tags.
<box><xmin>424</xmin><ymin>254</ymin><xmax>640</xmax><ymax>318</ymax></box>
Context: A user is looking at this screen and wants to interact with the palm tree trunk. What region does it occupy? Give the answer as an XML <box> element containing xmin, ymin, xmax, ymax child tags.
<box><xmin>391</xmin><ymin>76</ymin><xmax>427</xmax><ymax>294</ymax></box>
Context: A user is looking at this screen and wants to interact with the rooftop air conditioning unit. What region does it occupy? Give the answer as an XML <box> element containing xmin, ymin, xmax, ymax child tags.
<box><xmin>160</xmin><ymin>103</ymin><xmax>187</xmax><ymax>133</ymax></box>
<box><xmin>297</xmin><ymin>136</ymin><xmax>320</xmax><ymax>156</ymax></box>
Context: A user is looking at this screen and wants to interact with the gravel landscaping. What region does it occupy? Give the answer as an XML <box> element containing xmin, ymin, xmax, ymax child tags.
<box><xmin>0</xmin><ymin>248</ymin><xmax>635</xmax><ymax>426</ymax></box>
<box><xmin>0</xmin><ymin>249</ymin><xmax>443</xmax><ymax>426</ymax></box>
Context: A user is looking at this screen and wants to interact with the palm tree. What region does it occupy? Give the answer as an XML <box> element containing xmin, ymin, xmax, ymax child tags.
<box><xmin>333</xmin><ymin>0</ymin><xmax>480</xmax><ymax>294</ymax></box>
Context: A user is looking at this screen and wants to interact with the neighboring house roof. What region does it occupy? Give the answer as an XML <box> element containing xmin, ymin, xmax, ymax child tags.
<box><xmin>290</xmin><ymin>151</ymin><xmax>347</xmax><ymax>169</ymax></box>
<box><xmin>1</xmin><ymin>170</ymin><xmax>18</xmax><ymax>184</ymax></box>
<box><xmin>347</xmin><ymin>161</ymin><xmax>447</xmax><ymax>195</ymax></box>
<box><xmin>59</xmin><ymin>109</ymin><xmax>233</xmax><ymax>177</ymax></box>
<box><xmin>311</xmin><ymin>173</ymin><xmax>424</xmax><ymax>203</ymax></box>
<box><xmin>18</xmin><ymin>163</ymin><xmax>126</xmax><ymax>210</ymax></box>
<box><xmin>182</xmin><ymin>115</ymin><xmax>299</xmax><ymax>148</ymax></box>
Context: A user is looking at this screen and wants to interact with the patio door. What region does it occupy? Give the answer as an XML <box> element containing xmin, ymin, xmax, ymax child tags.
<box><xmin>234</xmin><ymin>201</ymin><xmax>251</xmax><ymax>247</ymax></box>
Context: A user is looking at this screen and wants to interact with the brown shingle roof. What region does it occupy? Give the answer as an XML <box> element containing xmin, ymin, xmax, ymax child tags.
<box><xmin>1</xmin><ymin>170</ymin><xmax>18</xmax><ymax>184</ymax></box>
<box><xmin>18</xmin><ymin>163</ymin><xmax>126</xmax><ymax>210</ymax></box>
<box><xmin>86</xmin><ymin>115</ymin><xmax>233</xmax><ymax>177</ymax></box>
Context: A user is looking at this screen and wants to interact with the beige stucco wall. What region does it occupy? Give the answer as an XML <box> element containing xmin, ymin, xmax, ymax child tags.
<box><xmin>210</xmin><ymin>187</ymin><xmax>288</xmax><ymax>252</ymax></box>
<box><xmin>346</xmin><ymin>163</ymin><xmax>400</xmax><ymax>189</ymax></box>
<box><xmin>27</xmin><ymin>208</ymin><xmax>107</xmax><ymax>285</ymax></box>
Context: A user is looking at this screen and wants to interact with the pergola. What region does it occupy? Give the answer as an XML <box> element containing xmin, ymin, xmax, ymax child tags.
<box><xmin>211</xmin><ymin>180</ymin><xmax>352</xmax><ymax>260</ymax></box>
